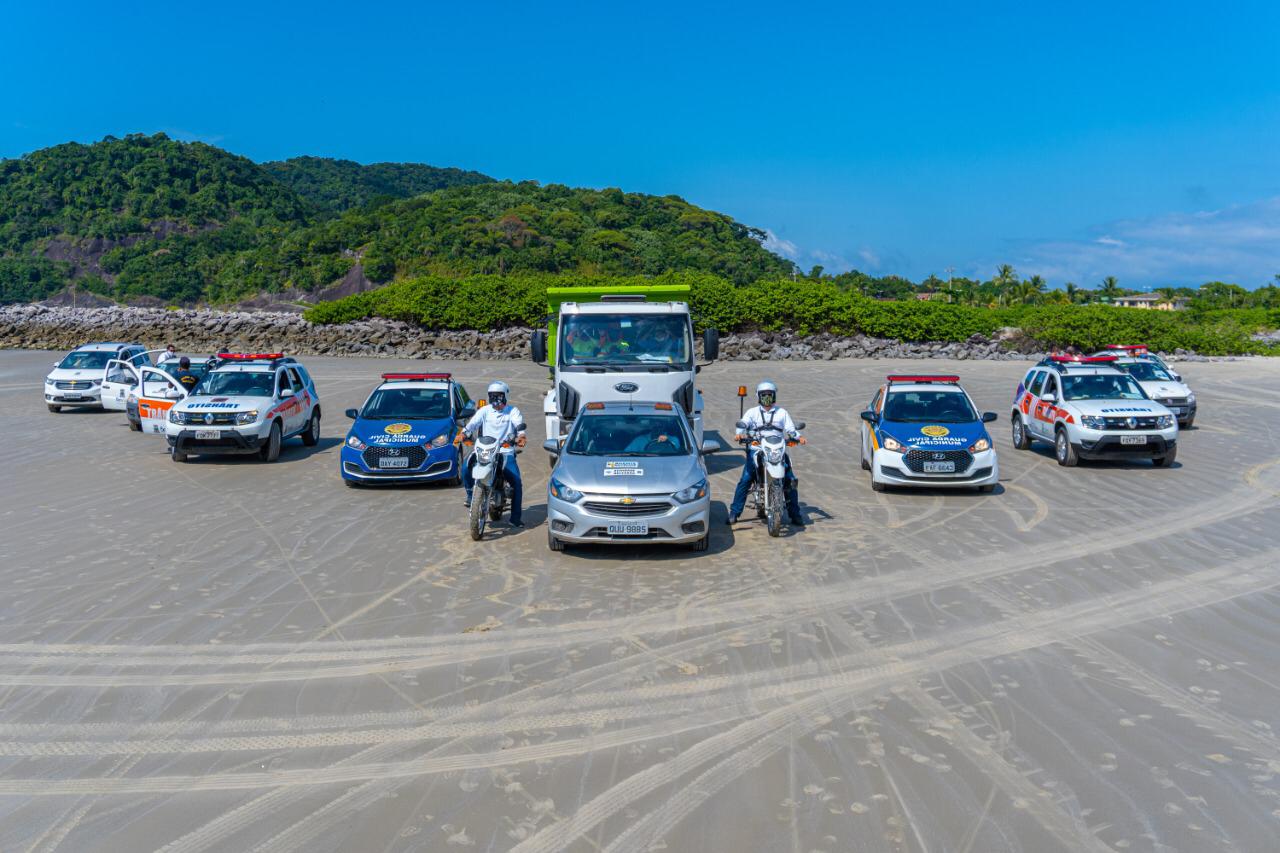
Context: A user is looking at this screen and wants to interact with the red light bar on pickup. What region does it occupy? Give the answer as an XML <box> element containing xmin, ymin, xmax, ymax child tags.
<box><xmin>1050</xmin><ymin>355</ymin><xmax>1117</xmax><ymax>363</ymax></box>
<box><xmin>381</xmin><ymin>373</ymin><xmax>452</xmax><ymax>381</ymax></box>
<box><xmin>886</xmin><ymin>374</ymin><xmax>960</xmax><ymax>383</ymax></box>
<box><xmin>1106</xmin><ymin>344</ymin><xmax>1149</xmax><ymax>354</ymax></box>
<box><xmin>217</xmin><ymin>352</ymin><xmax>284</xmax><ymax>361</ymax></box>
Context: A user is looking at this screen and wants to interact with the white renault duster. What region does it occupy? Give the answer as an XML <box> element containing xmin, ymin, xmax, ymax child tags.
<box><xmin>165</xmin><ymin>353</ymin><xmax>321</xmax><ymax>462</ymax></box>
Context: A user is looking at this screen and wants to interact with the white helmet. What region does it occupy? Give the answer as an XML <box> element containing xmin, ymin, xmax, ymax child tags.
<box><xmin>756</xmin><ymin>380</ymin><xmax>777</xmax><ymax>407</ymax></box>
<box><xmin>487</xmin><ymin>381</ymin><xmax>510</xmax><ymax>408</ymax></box>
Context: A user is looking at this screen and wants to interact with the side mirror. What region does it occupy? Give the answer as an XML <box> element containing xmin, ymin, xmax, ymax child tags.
<box><xmin>1172</xmin><ymin>373</ymin><xmax>1183</xmax><ymax>382</ymax></box>
<box><xmin>1041</xmin><ymin>392</ymin><xmax>1057</xmax><ymax>404</ymax></box>
<box><xmin>457</xmin><ymin>404</ymin><xmax>476</xmax><ymax>421</ymax></box>
<box><xmin>702</xmin><ymin>328</ymin><xmax>720</xmax><ymax>362</ymax></box>
<box><xmin>279</xmin><ymin>388</ymin><xmax>295</xmax><ymax>398</ymax></box>
<box><xmin>531</xmin><ymin>329</ymin><xmax>548</xmax><ymax>365</ymax></box>
<box><xmin>542</xmin><ymin>439</ymin><xmax>561</xmax><ymax>455</ymax></box>
<box><xmin>859</xmin><ymin>410</ymin><xmax>877</xmax><ymax>424</ymax></box>
<box><xmin>794</xmin><ymin>421</ymin><xmax>806</xmax><ymax>431</ymax></box>
<box><xmin>982</xmin><ymin>411</ymin><xmax>998</xmax><ymax>423</ymax></box>
<box><xmin>734</xmin><ymin>419</ymin><xmax>748</xmax><ymax>431</ymax></box>
<box><xmin>700</xmin><ymin>438</ymin><xmax>722</xmax><ymax>454</ymax></box>
<box><xmin>164</xmin><ymin>388</ymin><xmax>182</xmax><ymax>400</ymax></box>
<box><xmin>344</xmin><ymin>408</ymin><xmax>359</xmax><ymax>420</ymax></box>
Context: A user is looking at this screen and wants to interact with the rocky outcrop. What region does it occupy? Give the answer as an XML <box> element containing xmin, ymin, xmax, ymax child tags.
<box><xmin>0</xmin><ymin>305</ymin><xmax>1223</xmax><ymax>362</ymax></box>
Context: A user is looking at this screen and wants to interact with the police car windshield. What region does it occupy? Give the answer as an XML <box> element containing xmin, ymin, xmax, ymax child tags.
<box><xmin>1062</xmin><ymin>374</ymin><xmax>1147</xmax><ymax>401</ymax></box>
<box><xmin>58</xmin><ymin>351</ymin><xmax>114</xmax><ymax>370</ymax></box>
<box><xmin>361</xmin><ymin>388</ymin><xmax>451</xmax><ymax>420</ymax></box>
<box><xmin>560</xmin><ymin>314</ymin><xmax>690</xmax><ymax>367</ymax></box>
<box><xmin>191</xmin><ymin>371</ymin><xmax>275</xmax><ymax>397</ymax></box>
<box><xmin>566</xmin><ymin>414</ymin><xmax>689</xmax><ymax>456</ymax></box>
<box><xmin>1118</xmin><ymin>362</ymin><xmax>1175</xmax><ymax>382</ymax></box>
<box><xmin>883</xmin><ymin>390</ymin><xmax>977</xmax><ymax>423</ymax></box>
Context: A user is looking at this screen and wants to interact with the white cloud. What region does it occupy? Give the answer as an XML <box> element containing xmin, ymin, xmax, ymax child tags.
<box><xmin>760</xmin><ymin>229</ymin><xmax>799</xmax><ymax>260</ymax></box>
<box><xmin>1005</xmin><ymin>196</ymin><xmax>1280</xmax><ymax>287</ymax></box>
<box><xmin>857</xmin><ymin>248</ymin><xmax>880</xmax><ymax>269</ymax></box>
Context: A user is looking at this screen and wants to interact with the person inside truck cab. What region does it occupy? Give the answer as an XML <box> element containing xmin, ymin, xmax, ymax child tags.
<box><xmin>637</xmin><ymin>319</ymin><xmax>679</xmax><ymax>360</ymax></box>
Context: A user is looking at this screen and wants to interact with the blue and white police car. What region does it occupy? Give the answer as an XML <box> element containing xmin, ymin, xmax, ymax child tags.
<box><xmin>859</xmin><ymin>374</ymin><xmax>1000</xmax><ymax>492</ymax></box>
<box><xmin>341</xmin><ymin>373</ymin><xmax>475</xmax><ymax>486</ymax></box>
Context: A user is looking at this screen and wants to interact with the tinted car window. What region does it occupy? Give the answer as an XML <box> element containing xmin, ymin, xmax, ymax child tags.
<box><xmin>1027</xmin><ymin>371</ymin><xmax>1045</xmax><ymax>396</ymax></box>
<box><xmin>883</xmin><ymin>391</ymin><xmax>977</xmax><ymax>423</ymax></box>
<box><xmin>566</xmin><ymin>414</ymin><xmax>690</xmax><ymax>456</ymax></box>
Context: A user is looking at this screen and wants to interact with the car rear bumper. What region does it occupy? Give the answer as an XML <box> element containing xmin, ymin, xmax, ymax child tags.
<box><xmin>872</xmin><ymin>448</ymin><xmax>999</xmax><ymax>487</ymax></box>
<box><xmin>547</xmin><ymin>492</ymin><xmax>709</xmax><ymax>544</ymax></box>
<box><xmin>168</xmin><ymin>429</ymin><xmax>264</xmax><ymax>455</ymax></box>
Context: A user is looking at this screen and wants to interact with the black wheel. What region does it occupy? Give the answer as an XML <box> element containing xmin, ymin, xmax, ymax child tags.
<box><xmin>548</xmin><ymin>528</ymin><xmax>565</xmax><ymax>552</ymax></box>
<box><xmin>766</xmin><ymin>477</ymin><xmax>784</xmax><ymax>538</ymax></box>
<box><xmin>260</xmin><ymin>421</ymin><xmax>282</xmax><ymax>462</ymax></box>
<box><xmin>488</xmin><ymin>486</ymin><xmax>505</xmax><ymax>522</ymax></box>
<box><xmin>47</xmin><ymin>405</ymin><xmax>61</xmax><ymax>413</ymax></box>
<box><xmin>1182</xmin><ymin>415</ymin><xmax>1195</xmax><ymax>430</ymax></box>
<box><xmin>172</xmin><ymin>447</ymin><xmax>188</xmax><ymax>463</ymax></box>
<box><xmin>860</xmin><ymin>438</ymin><xmax>871</xmax><ymax>470</ymax></box>
<box><xmin>469</xmin><ymin>487</ymin><xmax>488</xmax><ymax>541</ymax></box>
<box><xmin>690</xmin><ymin>533</ymin><xmax>709</xmax><ymax>552</ymax></box>
<box><xmin>1054</xmin><ymin>428</ymin><xmax>1078</xmax><ymax>467</ymax></box>
<box><xmin>1011</xmin><ymin>415</ymin><xmax>1032</xmax><ymax>450</ymax></box>
<box><xmin>129</xmin><ymin>419</ymin><xmax>142</xmax><ymax>432</ymax></box>
<box><xmin>448</xmin><ymin>449</ymin><xmax>464</xmax><ymax>487</ymax></box>
<box><xmin>301</xmin><ymin>410</ymin><xmax>320</xmax><ymax>446</ymax></box>
<box><xmin>1153</xmin><ymin>445</ymin><xmax>1178</xmax><ymax>467</ymax></box>
<box><xmin>871</xmin><ymin>479</ymin><xmax>887</xmax><ymax>492</ymax></box>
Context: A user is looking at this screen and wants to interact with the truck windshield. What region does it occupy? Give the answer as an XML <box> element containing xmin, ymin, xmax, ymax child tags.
<box><xmin>566</xmin><ymin>414</ymin><xmax>690</xmax><ymax>456</ymax></box>
<box><xmin>560</xmin><ymin>314</ymin><xmax>690</xmax><ymax>367</ymax></box>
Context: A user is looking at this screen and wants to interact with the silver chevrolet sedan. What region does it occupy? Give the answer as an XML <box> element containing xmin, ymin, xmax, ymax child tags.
<box><xmin>545</xmin><ymin>401</ymin><xmax>716</xmax><ymax>551</ymax></box>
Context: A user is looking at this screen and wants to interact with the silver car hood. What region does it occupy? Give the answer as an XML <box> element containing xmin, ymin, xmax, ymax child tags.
<box><xmin>554</xmin><ymin>451</ymin><xmax>705</xmax><ymax>496</ymax></box>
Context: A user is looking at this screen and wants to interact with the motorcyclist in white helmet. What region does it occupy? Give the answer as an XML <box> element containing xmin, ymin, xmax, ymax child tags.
<box><xmin>728</xmin><ymin>380</ymin><xmax>806</xmax><ymax>526</ymax></box>
<box><xmin>457</xmin><ymin>381</ymin><xmax>527</xmax><ymax>526</ymax></box>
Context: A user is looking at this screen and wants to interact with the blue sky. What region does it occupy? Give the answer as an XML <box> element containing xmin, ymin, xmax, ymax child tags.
<box><xmin>3</xmin><ymin>1</ymin><xmax>1277</xmax><ymax>288</ymax></box>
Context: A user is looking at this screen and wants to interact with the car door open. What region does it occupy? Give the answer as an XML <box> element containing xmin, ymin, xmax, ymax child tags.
<box><xmin>100</xmin><ymin>358</ymin><xmax>139</xmax><ymax>412</ymax></box>
<box><xmin>137</xmin><ymin>367</ymin><xmax>186</xmax><ymax>435</ymax></box>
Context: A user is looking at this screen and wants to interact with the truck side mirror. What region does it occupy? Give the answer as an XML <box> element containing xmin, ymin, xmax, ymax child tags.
<box><xmin>531</xmin><ymin>329</ymin><xmax>548</xmax><ymax>365</ymax></box>
<box><xmin>702</xmin><ymin>328</ymin><xmax>719</xmax><ymax>362</ymax></box>
<box><xmin>982</xmin><ymin>411</ymin><xmax>998</xmax><ymax>423</ymax></box>
<box><xmin>859</xmin><ymin>410</ymin><xmax>877</xmax><ymax>423</ymax></box>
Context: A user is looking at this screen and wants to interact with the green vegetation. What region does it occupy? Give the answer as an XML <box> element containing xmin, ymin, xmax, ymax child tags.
<box><xmin>304</xmin><ymin>271</ymin><xmax>1278</xmax><ymax>356</ymax></box>
<box><xmin>261</xmin><ymin>156</ymin><xmax>492</xmax><ymax>214</ymax></box>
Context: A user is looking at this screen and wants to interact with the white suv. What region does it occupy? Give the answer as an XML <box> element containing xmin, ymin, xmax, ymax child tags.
<box><xmin>165</xmin><ymin>353</ymin><xmax>321</xmax><ymax>462</ymax></box>
<box><xmin>1010</xmin><ymin>355</ymin><xmax>1179</xmax><ymax>467</ymax></box>
<box><xmin>44</xmin><ymin>342</ymin><xmax>149</xmax><ymax>412</ymax></box>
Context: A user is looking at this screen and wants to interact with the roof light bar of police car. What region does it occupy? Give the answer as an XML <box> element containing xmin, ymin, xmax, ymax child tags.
<box><xmin>217</xmin><ymin>352</ymin><xmax>286</xmax><ymax>361</ymax></box>
<box><xmin>380</xmin><ymin>373</ymin><xmax>452</xmax><ymax>381</ymax></box>
<box><xmin>885</xmin><ymin>374</ymin><xmax>960</xmax><ymax>384</ymax></box>
<box><xmin>1107</xmin><ymin>344</ymin><xmax>1150</xmax><ymax>355</ymax></box>
<box><xmin>1049</xmin><ymin>354</ymin><xmax>1117</xmax><ymax>363</ymax></box>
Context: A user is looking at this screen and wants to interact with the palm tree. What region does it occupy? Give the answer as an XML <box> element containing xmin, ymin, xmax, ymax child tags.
<box><xmin>1064</xmin><ymin>281</ymin><xmax>1079</xmax><ymax>303</ymax></box>
<box><xmin>1024</xmin><ymin>275</ymin><xmax>1047</xmax><ymax>304</ymax></box>
<box><xmin>1098</xmin><ymin>276</ymin><xmax>1122</xmax><ymax>302</ymax></box>
<box><xmin>994</xmin><ymin>264</ymin><xmax>1017</xmax><ymax>306</ymax></box>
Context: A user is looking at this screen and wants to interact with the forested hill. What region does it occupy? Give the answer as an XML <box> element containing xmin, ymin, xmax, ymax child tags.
<box><xmin>261</xmin><ymin>156</ymin><xmax>492</xmax><ymax>214</ymax></box>
<box><xmin>0</xmin><ymin>133</ymin><xmax>795</xmax><ymax>305</ymax></box>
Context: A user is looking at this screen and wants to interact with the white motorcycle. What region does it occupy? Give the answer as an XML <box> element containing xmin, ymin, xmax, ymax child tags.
<box><xmin>735</xmin><ymin>419</ymin><xmax>804</xmax><ymax>537</ymax></box>
<box><xmin>467</xmin><ymin>425</ymin><xmax>525</xmax><ymax>541</ymax></box>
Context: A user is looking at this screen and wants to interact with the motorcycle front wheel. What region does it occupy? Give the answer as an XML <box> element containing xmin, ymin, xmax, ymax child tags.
<box><xmin>766</xmin><ymin>476</ymin><xmax>784</xmax><ymax>537</ymax></box>
<box><xmin>469</xmin><ymin>485</ymin><xmax>489</xmax><ymax>541</ymax></box>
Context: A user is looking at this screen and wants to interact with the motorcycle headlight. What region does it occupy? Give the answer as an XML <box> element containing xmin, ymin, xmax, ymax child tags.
<box><xmin>476</xmin><ymin>445</ymin><xmax>495</xmax><ymax>463</ymax></box>
<box><xmin>881</xmin><ymin>435</ymin><xmax>903</xmax><ymax>452</ymax></box>
<box><xmin>347</xmin><ymin>435</ymin><xmax>367</xmax><ymax>451</ymax></box>
<box><xmin>431</xmin><ymin>434</ymin><xmax>449</xmax><ymax>448</ymax></box>
<box><xmin>673</xmin><ymin>479</ymin><xmax>708</xmax><ymax>504</ymax></box>
<box><xmin>168</xmin><ymin>410</ymin><xmax>186</xmax><ymax>424</ymax></box>
<box><xmin>970</xmin><ymin>437</ymin><xmax>990</xmax><ymax>453</ymax></box>
<box><xmin>550</xmin><ymin>478</ymin><xmax>582</xmax><ymax>502</ymax></box>
<box><xmin>765</xmin><ymin>446</ymin><xmax>785</xmax><ymax>464</ymax></box>
<box><xmin>236</xmin><ymin>409</ymin><xmax>258</xmax><ymax>425</ymax></box>
<box><xmin>1081</xmin><ymin>415</ymin><xmax>1107</xmax><ymax>430</ymax></box>
<box><xmin>1157</xmin><ymin>415</ymin><xmax>1175</xmax><ymax>429</ymax></box>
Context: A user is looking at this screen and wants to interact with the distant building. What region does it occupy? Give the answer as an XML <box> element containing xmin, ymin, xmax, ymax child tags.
<box><xmin>914</xmin><ymin>292</ymin><xmax>941</xmax><ymax>301</ymax></box>
<box><xmin>1111</xmin><ymin>294</ymin><xmax>1188</xmax><ymax>311</ymax></box>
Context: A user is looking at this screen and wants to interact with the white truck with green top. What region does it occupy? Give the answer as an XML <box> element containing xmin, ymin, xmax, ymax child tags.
<box><xmin>530</xmin><ymin>283</ymin><xmax>720</xmax><ymax>460</ymax></box>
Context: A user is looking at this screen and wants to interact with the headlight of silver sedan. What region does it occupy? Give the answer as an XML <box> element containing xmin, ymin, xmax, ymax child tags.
<box><xmin>550</xmin><ymin>478</ymin><xmax>582</xmax><ymax>502</ymax></box>
<box><xmin>673</xmin><ymin>479</ymin><xmax>708</xmax><ymax>504</ymax></box>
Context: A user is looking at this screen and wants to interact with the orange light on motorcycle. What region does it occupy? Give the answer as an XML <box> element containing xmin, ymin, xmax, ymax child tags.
<box><xmin>737</xmin><ymin>386</ymin><xmax>748</xmax><ymax>397</ymax></box>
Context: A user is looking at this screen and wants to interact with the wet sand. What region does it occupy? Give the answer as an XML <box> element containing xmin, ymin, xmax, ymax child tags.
<box><xmin>1</xmin><ymin>350</ymin><xmax>1278</xmax><ymax>852</ymax></box>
